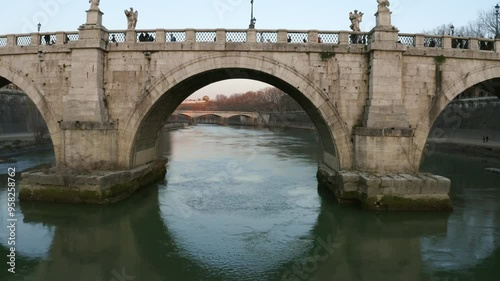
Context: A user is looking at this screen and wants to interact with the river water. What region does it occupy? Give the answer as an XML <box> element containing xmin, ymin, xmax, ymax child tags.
<box><xmin>0</xmin><ymin>125</ymin><xmax>499</xmax><ymax>281</ymax></box>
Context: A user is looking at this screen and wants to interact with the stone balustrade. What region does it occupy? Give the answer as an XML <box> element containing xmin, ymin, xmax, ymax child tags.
<box><xmin>0</xmin><ymin>29</ymin><xmax>498</xmax><ymax>53</ymax></box>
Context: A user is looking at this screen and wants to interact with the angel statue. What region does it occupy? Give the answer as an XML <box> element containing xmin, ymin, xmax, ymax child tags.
<box><xmin>89</xmin><ymin>0</ymin><xmax>100</xmax><ymax>10</ymax></box>
<box><xmin>124</xmin><ymin>7</ymin><xmax>138</xmax><ymax>30</ymax></box>
<box><xmin>349</xmin><ymin>10</ymin><xmax>363</xmax><ymax>32</ymax></box>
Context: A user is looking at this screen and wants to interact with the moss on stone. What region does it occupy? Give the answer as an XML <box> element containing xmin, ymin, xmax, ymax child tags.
<box><xmin>363</xmin><ymin>195</ymin><xmax>453</xmax><ymax>211</ymax></box>
<box><xmin>339</xmin><ymin>190</ymin><xmax>361</xmax><ymax>200</ymax></box>
<box><xmin>79</xmin><ymin>190</ymin><xmax>102</xmax><ymax>202</ymax></box>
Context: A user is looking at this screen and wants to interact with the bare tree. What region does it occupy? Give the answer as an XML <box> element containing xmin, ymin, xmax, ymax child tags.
<box><xmin>423</xmin><ymin>6</ymin><xmax>498</xmax><ymax>38</ymax></box>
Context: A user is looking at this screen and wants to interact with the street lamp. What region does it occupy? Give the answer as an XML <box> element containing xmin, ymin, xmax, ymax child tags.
<box><xmin>450</xmin><ymin>25</ymin><xmax>454</xmax><ymax>36</ymax></box>
<box><xmin>249</xmin><ymin>0</ymin><xmax>256</xmax><ymax>29</ymax></box>
<box><xmin>495</xmin><ymin>4</ymin><xmax>499</xmax><ymax>39</ymax></box>
<box><xmin>37</xmin><ymin>23</ymin><xmax>41</xmax><ymax>33</ymax></box>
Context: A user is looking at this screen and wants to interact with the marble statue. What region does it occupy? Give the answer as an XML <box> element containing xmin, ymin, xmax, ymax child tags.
<box><xmin>124</xmin><ymin>7</ymin><xmax>138</xmax><ymax>30</ymax></box>
<box><xmin>349</xmin><ymin>10</ymin><xmax>363</xmax><ymax>32</ymax></box>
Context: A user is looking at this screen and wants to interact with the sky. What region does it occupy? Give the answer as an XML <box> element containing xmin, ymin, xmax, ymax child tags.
<box><xmin>1</xmin><ymin>0</ymin><xmax>498</xmax><ymax>99</ymax></box>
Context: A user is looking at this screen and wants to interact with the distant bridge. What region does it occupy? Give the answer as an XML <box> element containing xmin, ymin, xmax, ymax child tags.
<box><xmin>171</xmin><ymin>110</ymin><xmax>260</xmax><ymax>125</ymax></box>
<box><xmin>172</xmin><ymin>110</ymin><xmax>259</xmax><ymax>120</ymax></box>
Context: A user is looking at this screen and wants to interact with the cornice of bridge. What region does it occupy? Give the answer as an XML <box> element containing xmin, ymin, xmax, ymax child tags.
<box><xmin>0</xmin><ymin>29</ymin><xmax>499</xmax><ymax>59</ymax></box>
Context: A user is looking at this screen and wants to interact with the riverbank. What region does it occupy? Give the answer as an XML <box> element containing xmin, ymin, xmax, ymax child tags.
<box><xmin>0</xmin><ymin>133</ymin><xmax>52</xmax><ymax>163</ymax></box>
<box><xmin>164</xmin><ymin>123</ymin><xmax>188</xmax><ymax>131</ymax></box>
<box><xmin>426</xmin><ymin>138</ymin><xmax>500</xmax><ymax>159</ymax></box>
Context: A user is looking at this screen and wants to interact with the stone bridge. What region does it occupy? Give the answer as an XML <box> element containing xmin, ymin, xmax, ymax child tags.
<box><xmin>171</xmin><ymin>110</ymin><xmax>260</xmax><ymax>125</ymax></box>
<box><xmin>173</xmin><ymin>110</ymin><xmax>259</xmax><ymax>120</ymax></box>
<box><xmin>4</xmin><ymin>3</ymin><xmax>500</xmax><ymax>210</ymax></box>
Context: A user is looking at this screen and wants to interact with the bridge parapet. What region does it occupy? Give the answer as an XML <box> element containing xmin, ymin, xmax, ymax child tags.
<box><xmin>1</xmin><ymin>28</ymin><xmax>498</xmax><ymax>54</ymax></box>
<box><xmin>0</xmin><ymin>32</ymin><xmax>80</xmax><ymax>48</ymax></box>
<box><xmin>397</xmin><ymin>33</ymin><xmax>496</xmax><ymax>52</ymax></box>
<box><xmin>0</xmin><ymin>29</ymin><xmax>372</xmax><ymax>47</ymax></box>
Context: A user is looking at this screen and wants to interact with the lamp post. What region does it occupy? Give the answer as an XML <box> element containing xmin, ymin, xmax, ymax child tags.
<box><xmin>249</xmin><ymin>0</ymin><xmax>256</xmax><ymax>29</ymax></box>
<box><xmin>495</xmin><ymin>4</ymin><xmax>499</xmax><ymax>39</ymax></box>
<box><xmin>37</xmin><ymin>23</ymin><xmax>41</xmax><ymax>33</ymax></box>
<box><xmin>450</xmin><ymin>25</ymin><xmax>454</xmax><ymax>36</ymax></box>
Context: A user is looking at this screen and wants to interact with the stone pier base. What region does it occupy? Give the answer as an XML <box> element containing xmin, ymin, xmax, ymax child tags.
<box><xmin>317</xmin><ymin>165</ymin><xmax>453</xmax><ymax>211</ymax></box>
<box><xmin>19</xmin><ymin>159</ymin><xmax>167</xmax><ymax>204</ymax></box>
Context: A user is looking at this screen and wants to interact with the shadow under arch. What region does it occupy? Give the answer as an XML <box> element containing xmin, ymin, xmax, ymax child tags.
<box><xmin>0</xmin><ymin>63</ymin><xmax>60</xmax><ymax>164</ymax></box>
<box><xmin>121</xmin><ymin>54</ymin><xmax>352</xmax><ymax>170</ymax></box>
<box><xmin>414</xmin><ymin>65</ymin><xmax>500</xmax><ymax>169</ymax></box>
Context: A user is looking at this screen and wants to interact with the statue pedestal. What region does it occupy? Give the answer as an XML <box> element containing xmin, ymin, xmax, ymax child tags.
<box><xmin>126</xmin><ymin>30</ymin><xmax>136</xmax><ymax>43</ymax></box>
<box><xmin>86</xmin><ymin>8</ymin><xmax>103</xmax><ymax>26</ymax></box>
<box><xmin>375</xmin><ymin>8</ymin><xmax>392</xmax><ymax>28</ymax></box>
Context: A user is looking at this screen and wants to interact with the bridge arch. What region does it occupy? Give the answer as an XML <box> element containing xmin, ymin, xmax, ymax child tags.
<box><xmin>414</xmin><ymin>64</ymin><xmax>500</xmax><ymax>168</ymax></box>
<box><xmin>0</xmin><ymin>63</ymin><xmax>61</xmax><ymax>165</ymax></box>
<box><xmin>196</xmin><ymin>113</ymin><xmax>223</xmax><ymax>119</ymax></box>
<box><xmin>228</xmin><ymin>114</ymin><xmax>253</xmax><ymax>119</ymax></box>
<box><xmin>121</xmin><ymin>53</ymin><xmax>352</xmax><ymax>170</ymax></box>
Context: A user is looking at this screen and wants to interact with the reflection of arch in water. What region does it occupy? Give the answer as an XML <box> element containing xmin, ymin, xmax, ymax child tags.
<box><xmin>17</xmin><ymin>186</ymin><xmax>166</xmax><ymax>281</ymax></box>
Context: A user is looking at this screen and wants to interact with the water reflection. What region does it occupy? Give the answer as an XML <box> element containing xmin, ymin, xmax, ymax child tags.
<box><xmin>0</xmin><ymin>126</ymin><xmax>498</xmax><ymax>281</ymax></box>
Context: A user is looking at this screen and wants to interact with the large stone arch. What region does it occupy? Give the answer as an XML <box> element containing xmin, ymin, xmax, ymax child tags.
<box><xmin>414</xmin><ymin>64</ymin><xmax>500</xmax><ymax>168</ymax></box>
<box><xmin>120</xmin><ymin>53</ymin><xmax>353</xmax><ymax>170</ymax></box>
<box><xmin>0</xmin><ymin>63</ymin><xmax>61</xmax><ymax>165</ymax></box>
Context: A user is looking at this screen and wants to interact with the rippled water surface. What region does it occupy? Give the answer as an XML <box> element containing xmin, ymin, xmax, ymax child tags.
<box><xmin>0</xmin><ymin>125</ymin><xmax>499</xmax><ymax>281</ymax></box>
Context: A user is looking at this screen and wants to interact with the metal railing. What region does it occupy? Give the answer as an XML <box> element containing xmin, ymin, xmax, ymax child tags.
<box><xmin>348</xmin><ymin>32</ymin><xmax>370</xmax><ymax>45</ymax></box>
<box><xmin>451</xmin><ymin>36</ymin><xmax>469</xmax><ymax>49</ymax></box>
<box><xmin>66</xmin><ymin>33</ymin><xmax>79</xmax><ymax>42</ymax></box>
<box><xmin>196</xmin><ymin>31</ymin><xmax>216</xmax><ymax>42</ymax></box>
<box><xmin>256</xmin><ymin>31</ymin><xmax>277</xmax><ymax>43</ymax></box>
<box><xmin>40</xmin><ymin>34</ymin><xmax>57</xmax><ymax>45</ymax></box>
<box><xmin>16</xmin><ymin>35</ymin><xmax>31</xmax><ymax>46</ymax></box>
<box><xmin>136</xmin><ymin>31</ymin><xmax>156</xmax><ymax>42</ymax></box>
<box><xmin>287</xmin><ymin>32</ymin><xmax>308</xmax><ymax>43</ymax></box>
<box><xmin>166</xmin><ymin>31</ymin><xmax>186</xmax><ymax>42</ymax></box>
<box><xmin>424</xmin><ymin>36</ymin><xmax>443</xmax><ymax>48</ymax></box>
<box><xmin>226</xmin><ymin>31</ymin><xmax>246</xmax><ymax>43</ymax></box>
<box><xmin>318</xmin><ymin>32</ymin><xmax>339</xmax><ymax>44</ymax></box>
<box><xmin>109</xmin><ymin>32</ymin><xmax>126</xmax><ymax>43</ymax></box>
<box><xmin>478</xmin><ymin>38</ymin><xmax>495</xmax><ymax>51</ymax></box>
<box><xmin>0</xmin><ymin>37</ymin><xmax>7</xmax><ymax>47</ymax></box>
<box><xmin>398</xmin><ymin>34</ymin><xmax>415</xmax><ymax>46</ymax></box>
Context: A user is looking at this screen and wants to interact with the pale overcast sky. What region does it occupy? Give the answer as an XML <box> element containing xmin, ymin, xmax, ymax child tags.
<box><xmin>1</xmin><ymin>0</ymin><xmax>497</xmax><ymax>99</ymax></box>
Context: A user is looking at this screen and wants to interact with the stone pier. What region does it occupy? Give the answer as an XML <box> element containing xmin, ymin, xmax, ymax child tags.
<box><xmin>317</xmin><ymin>167</ymin><xmax>452</xmax><ymax>211</ymax></box>
<box><xmin>19</xmin><ymin>159</ymin><xmax>167</xmax><ymax>204</ymax></box>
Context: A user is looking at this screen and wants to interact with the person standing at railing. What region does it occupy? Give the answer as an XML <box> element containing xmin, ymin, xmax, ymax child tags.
<box><xmin>170</xmin><ymin>34</ymin><xmax>177</xmax><ymax>42</ymax></box>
